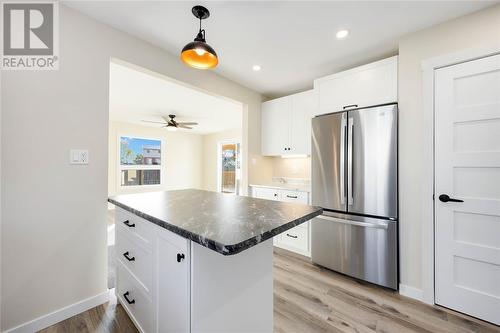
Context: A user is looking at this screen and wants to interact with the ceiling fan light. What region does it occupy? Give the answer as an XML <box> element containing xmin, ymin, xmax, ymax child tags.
<box><xmin>166</xmin><ymin>124</ymin><xmax>178</xmax><ymax>132</ymax></box>
<box><xmin>181</xmin><ymin>41</ymin><xmax>218</xmax><ymax>69</ymax></box>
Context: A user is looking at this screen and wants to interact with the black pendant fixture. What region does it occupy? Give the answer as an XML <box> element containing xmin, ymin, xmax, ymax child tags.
<box><xmin>180</xmin><ymin>6</ymin><xmax>218</xmax><ymax>69</ymax></box>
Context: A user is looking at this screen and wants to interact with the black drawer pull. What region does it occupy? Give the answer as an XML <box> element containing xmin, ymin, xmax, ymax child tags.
<box><xmin>123</xmin><ymin>291</ymin><xmax>135</xmax><ymax>304</ymax></box>
<box><xmin>177</xmin><ymin>253</ymin><xmax>185</xmax><ymax>262</ymax></box>
<box><xmin>343</xmin><ymin>104</ymin><xmax>358</xmax><ymax>110</ymax></box>
<box><xmin>123</xmin><ymin>251</ymin><xmax>135</xmax><ymax>262</ymax></box>
<box><xmin>286</xmin><ymin>195</ymin><xmax>298</xmax><ymax>199</ymax></box>
<box><xmin>286</xmin><ymin>233</ymin><xmax>298</xmax><ymax>239</ymax></box>
<box><xmin>123</xmin><ymin>220</ymin><xmax>135</xmax><ymax>228</ymax></box>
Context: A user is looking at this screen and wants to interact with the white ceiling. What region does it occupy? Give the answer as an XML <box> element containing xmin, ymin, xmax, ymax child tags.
<box><xmin>66</xmin><ymin>1</ymin><xmax>496</xmax><ymax>98</ymax></box>
<box><xmin>109</xmin><ymin>61</ymin><xmax>242</xmax><ymax>134</ymax></box>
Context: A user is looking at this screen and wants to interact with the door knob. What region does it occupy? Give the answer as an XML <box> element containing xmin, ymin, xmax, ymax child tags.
<box><xmin>177</xmin><ymin>253</ymin><xmax>185</xmax><ymax>262</ymax></box>
<box><xmin>438</xmin><ymin>194</ymin><xmax>464</xmax><ymax>203</ymax></box>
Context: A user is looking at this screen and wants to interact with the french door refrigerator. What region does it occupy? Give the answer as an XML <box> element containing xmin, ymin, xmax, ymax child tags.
<box><xmin>311</xmin><ymin>103</ymin><xmax>398</xmax><ymax>289</ymax></box>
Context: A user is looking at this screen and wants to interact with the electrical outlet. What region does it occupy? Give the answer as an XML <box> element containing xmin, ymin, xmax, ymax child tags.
<box><xmin>70</xmin><ymin>149</ymin><xmax>89</xmax><ymax>165</ymax></box>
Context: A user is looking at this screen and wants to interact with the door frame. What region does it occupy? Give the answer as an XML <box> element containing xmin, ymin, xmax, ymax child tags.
<box><xmin>216</xmin><ymin>139</ymin><xmax>241</xmax><ymax>194</ymax></box>
<box><xmin>420</xmin><ymin>43</ymin><xmax>500</xmax><ymax>305</ymax></box>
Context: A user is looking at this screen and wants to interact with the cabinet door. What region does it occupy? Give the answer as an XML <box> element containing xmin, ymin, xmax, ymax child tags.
<box><xmin>157</xmin><ymin>231</ymin><xmax>190</xmax><ymax>333</ymax></box>
<box><xmin>315</xmin><ymin>56</ymin><xmax>397</xmax><ymax>115</ymax></box>
<box><xmin>261</xmin><ymin>97</ymin><xmax>291</xmax><ymax>156</ymax></box>
<box><xmin>290</xmin><ymin>90</ymin><xmax>316</xmax><ymax>155</ymax></box>
<box><xmin>252</xmin><ymin>187</ymin><xmax>279</xmax><ymax>201</ymax></box>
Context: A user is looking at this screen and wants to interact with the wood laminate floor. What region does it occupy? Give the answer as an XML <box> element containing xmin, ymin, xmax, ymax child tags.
<box><xmin>39</xmin><ymin>248</ymin><xmax>500</xmax><ymax>333</ymax></box>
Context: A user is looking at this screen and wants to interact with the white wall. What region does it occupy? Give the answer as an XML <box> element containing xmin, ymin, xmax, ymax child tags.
<box><xmin>398</xmin><ymin>4</ymin><xmax>500</xmax><ymax>291</ymax></box>
<box><xmin>108</xmin><ymin>122</ymin><xmax>203</xmax><ymax>196</ymax></box>
<box><xmin>201</xmin><ymin>129</ymin><xmax>242</xmax><ymax>192</ymax></box>
<box><xmin>0</xmin><ymin>4</ymin><xmax>266</xmax><ymax>331</ymax></box>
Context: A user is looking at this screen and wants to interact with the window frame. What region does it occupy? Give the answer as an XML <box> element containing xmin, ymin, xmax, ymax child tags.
<box><xmin>117</xmin><ymin>134</ymin><xmax>164</xmax><ymax>189</ymax></box>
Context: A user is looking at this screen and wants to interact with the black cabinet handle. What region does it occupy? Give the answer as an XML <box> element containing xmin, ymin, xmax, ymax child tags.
<box><xmin>274</xmin><ymin>193</ymin><xmax>278</xmax><ymax>197</ymax></box>
<box><xmin>123</xmin><ymin>220</ymin><xmax>135</xmax><ymax>228</ymax></box>
<box><xmin>286</xmin><ymin>195</ymin><xmax>298</xmax><ymax>199</ymax></box>
<box><xmin>343</xmin><ymin>104</ymin><xmax>358</xmax><ymax>110</ymax></box>
<box><xmin>286</xmin><ymin>233</ymin><xmax>298</xmax><ymax>239</ymax></box>
<box><xmin>123</xmin><ymin>291</ymin><xmax>135</xmax><ymax>304</ymax></box>
<box><xmin>177</xmin><ymin>253</ymin><xmax>185</xmax><ymax>262</ymax></box>
<box><xmin>439</xmin><ymin>194</ymin><xmax>464</xmax><ymax>203</ymax></box>
<box><xmin>123</xmin><ymin>251</ymin><xmax>135</xmax><ymax>262</ymax></box>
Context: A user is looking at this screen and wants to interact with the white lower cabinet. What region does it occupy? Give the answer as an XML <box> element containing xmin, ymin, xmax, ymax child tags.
<box><xmin>156</xmin><ymin>230</ymin><xmax>190</xmax><ymax>333</ymax></box>
<box><xmin>115</xmin><ymin>208</ymin><xmax>189</xmax><ymax>333</ymax></box>
<box><xmin>251</xmin><ymin>186</ymin><xmax>311</xmax><ymax>256</ymax></box>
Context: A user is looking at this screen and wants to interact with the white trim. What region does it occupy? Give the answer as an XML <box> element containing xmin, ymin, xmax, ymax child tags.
<box><xmin>3</xmin><ymin>290</ymin><xmax>111</xmax><ymax>333</ymax></box>
<box><xmin>399</xmin><ymin>284</ymin><xmax>424</xmax><ymax>302</ymax></box>
<box><xmin>420</xmin><ymin>44</ymin><xmax>500</xmax><ymax>307</ymax></box>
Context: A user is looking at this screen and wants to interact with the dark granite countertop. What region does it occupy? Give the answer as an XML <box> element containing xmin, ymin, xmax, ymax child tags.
<box><xmin>108</xmin><ymin>189</ymin><xmax>322</xmax><ymax>256</ymax></box>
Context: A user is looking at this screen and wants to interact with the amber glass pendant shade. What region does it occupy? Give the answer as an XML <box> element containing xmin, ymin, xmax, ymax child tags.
<box><xmin>181</xmin><ymin>41</ymin><xmax>218</xmax><ymax>69</ymax></box>
<box><xmin>180</xmin><ymin>6</ymin><xmax>218</xmax><ymax>70</ymax></box>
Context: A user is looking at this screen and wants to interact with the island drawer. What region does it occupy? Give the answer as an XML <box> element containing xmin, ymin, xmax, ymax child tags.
<box><xmin>279</xmin><ymin>226</ymin><xmax>309</xmax><ymax>254</ymax></box>
<box><xmin>117</xmin><ymin>261</ymin><xmax>153</xmax><ymax>333</ymax></box>
<box><xmin>115</xmin><ymin>207</ymin><xmax>153</xmax><ymax>247</ymax></box>
<box><xmin>116</xmin><ymin>229</ymin><xmax>153</xmax><ymax>293</ymax></box>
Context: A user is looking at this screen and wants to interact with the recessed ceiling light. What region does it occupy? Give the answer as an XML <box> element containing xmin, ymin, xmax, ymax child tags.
<box><xmin>336</xmin><ymin>29</ymin><xmax>349</xmax><ymax>39</ymax></box>
<box><xmin>252</xmin><ymin>65</ymin><xmax>261</xmax><ymax>71</ymax></box>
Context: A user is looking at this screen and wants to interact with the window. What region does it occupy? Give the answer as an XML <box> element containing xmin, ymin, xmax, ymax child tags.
<box><xmin>119</xmin><ymin>136</ymin><xmax>162</xmax><ymax>187</ymax></box>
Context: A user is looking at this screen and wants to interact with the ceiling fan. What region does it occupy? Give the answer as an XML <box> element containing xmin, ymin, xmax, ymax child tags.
<box><xmin>142</xmin><ymin>115</ymin><xmax>198</xmax><ymax>131</ymax></box>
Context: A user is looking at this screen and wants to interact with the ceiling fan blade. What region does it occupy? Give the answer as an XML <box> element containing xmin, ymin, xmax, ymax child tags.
<box><xmin>142</xmin><ymin>120</ymin><xmax>167</xmax><ymax>124</ymax></box>
<box><xmin>177</xmin><ymin>124</ymin><xmax>193</xmax><ymax>129</ymax></box>
<box><xmin>178</xmin><ymin>122</ymin><xmax>198</xmax><ymax>126</ymax></box>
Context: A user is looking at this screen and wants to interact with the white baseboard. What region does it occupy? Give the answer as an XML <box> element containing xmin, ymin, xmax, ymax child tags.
<box><xmin>3</xmin><ymin>290</ymin><xmax>111</xmax><ymax>333</ymax></box>
<box><xmin>399</xmin><ymin>284</ymin><xmax>424</xmax><ymax>302</ymax></box>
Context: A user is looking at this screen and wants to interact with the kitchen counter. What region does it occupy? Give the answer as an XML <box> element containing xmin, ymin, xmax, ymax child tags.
<box><xmin>249</xmin><ymin>183</ymin><xmax>311</xmax><ymax>192</ymax></box>
<box><xmin>108</xmin><ymin>189</ymin><xmax>321</xmax><ymax>255</ymax></box>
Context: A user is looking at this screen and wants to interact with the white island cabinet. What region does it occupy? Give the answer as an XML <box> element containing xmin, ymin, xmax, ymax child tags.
<box><xmin>110</xmin><ymin>189</ymin><xmax>321</xmax><ymax>333</ymax></box>
<box><xmin>115</xmin><ymin>207</ymin><xmax>272</xmax><ymax>333</ymax></box>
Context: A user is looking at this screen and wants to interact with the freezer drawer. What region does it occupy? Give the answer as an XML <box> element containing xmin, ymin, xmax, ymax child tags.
<box><xmin>311</xmin><ymin>213</ymin><xmax>398</xmax><ymax>289</ymax></box>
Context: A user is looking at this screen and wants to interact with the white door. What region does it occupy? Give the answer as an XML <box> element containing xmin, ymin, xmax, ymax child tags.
<box><xmin>435</xmin><ymin>54</ymin><xmax>500</xmax><ymax>325</ymax></box>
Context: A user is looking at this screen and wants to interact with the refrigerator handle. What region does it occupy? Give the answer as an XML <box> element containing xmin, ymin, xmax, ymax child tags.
<box><xmin>340</xmin><ymin>115</ymin><xmax>347</xmax><ymax>205</ymax></box>
<box><xmin>348</xmin><ymin>117</ymin><xmax>354</xmax><ymax>205</ymax></box>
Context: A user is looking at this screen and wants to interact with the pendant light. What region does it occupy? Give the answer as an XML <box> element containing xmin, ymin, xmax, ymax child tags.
<box><xmin>180</xmin><ymin>6</ymin><xmax>218</xmax><ymax>69</ymax></box>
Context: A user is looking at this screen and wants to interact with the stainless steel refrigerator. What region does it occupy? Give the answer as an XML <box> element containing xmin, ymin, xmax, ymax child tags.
<box><xmin>311</xmin><ymin>103</ymin><xmax>398</xmax><ymax>289</ymax></box>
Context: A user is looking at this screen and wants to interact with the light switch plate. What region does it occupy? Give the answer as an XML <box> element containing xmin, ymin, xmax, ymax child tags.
<box><xmin>70</xmin><ymin>149</ymin><xmax>89</xmax><ymax>165</ymax></box>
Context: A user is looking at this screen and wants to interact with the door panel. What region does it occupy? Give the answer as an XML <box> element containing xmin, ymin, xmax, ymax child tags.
<box><xmin>435</xmin><ymin>54</ymin><xmax>500</xmax><ymax>326</ymax></box>
<box><xmin>311</xmin><ymin>112</ymin><xmax>347</xmax><ymax>211</ymax></box>
<box><xmin>261</xmin><ymin>97</ymin><xmax>291</xmax><ymax>156</ymax></box>
<box><xmin>348</xmin><ymin>104</ymin><xmax>398</xmax><ymax>218</ymax></box>
<box><xmin>290</xmin><ymin>90</ymin><xmax>316</xmax><ymax>155</ymax></box>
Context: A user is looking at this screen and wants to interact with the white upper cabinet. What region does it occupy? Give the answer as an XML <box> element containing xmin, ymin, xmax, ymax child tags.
<box><xmin>261</xmin><ymin>90</ymin><xmax>316</xmax><ymax>156</ymax></box>
<box><xmin>290</xmin><ymin>90</ymin><xmax>317</xmax><ymax>155</ymax></box>
<box><xmin>261</xmin><ymin>96</ymin><xmax>291</xmax><ymax>156</ymax></box>
<box><xmin>314</xmin><ymin>56</ymin><xmax>398</xmax><ymax>115</ymax></box>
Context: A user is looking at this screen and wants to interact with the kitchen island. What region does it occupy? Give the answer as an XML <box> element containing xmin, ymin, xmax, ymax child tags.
<box><xmin>108</xmin><ymin>189</ymin><xmax>322</xmax><ymax>333</ymax></box>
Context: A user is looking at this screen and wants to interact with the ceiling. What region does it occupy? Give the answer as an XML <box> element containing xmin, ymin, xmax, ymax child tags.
<box><xmin>66</xmin><ymin>1</ymin><xmax>496</xmax><ymax>98</ymax></box>
<box><xmin>109</xmin><ymin>61</ymin><xmax>242</xmax><ymax>134</ymax></box>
